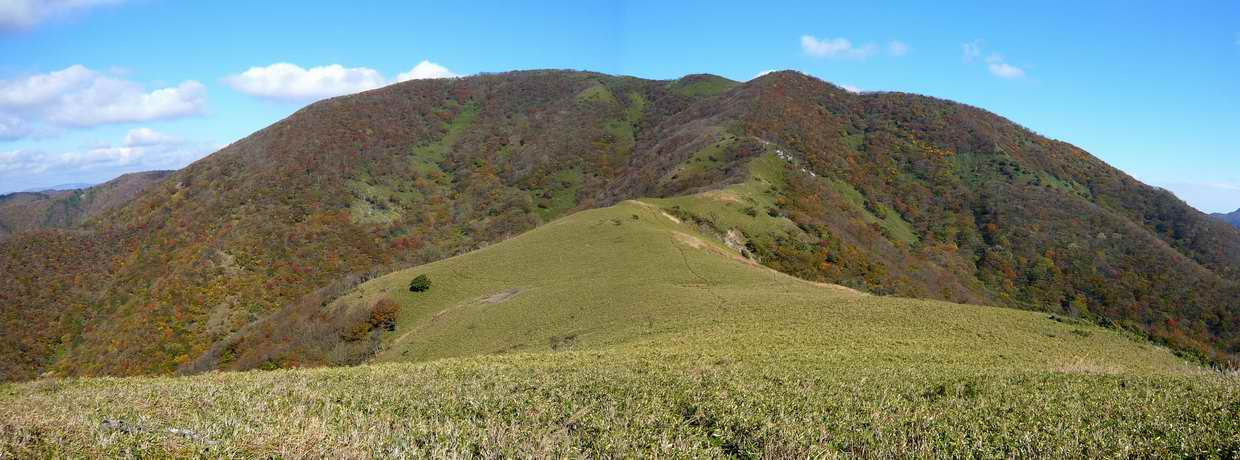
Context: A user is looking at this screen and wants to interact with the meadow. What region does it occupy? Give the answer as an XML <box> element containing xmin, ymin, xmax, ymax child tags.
<box><xmin>4</xmin><ymin>196</ymin><xmax>1238</xmax><ymax>458</ymax></box>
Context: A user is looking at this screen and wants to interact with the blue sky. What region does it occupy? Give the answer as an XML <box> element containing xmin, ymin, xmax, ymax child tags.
<box><xmin>1</xmin><ymin>1</ymin><xmax>1237</xmax><ymax>212</ymax></box>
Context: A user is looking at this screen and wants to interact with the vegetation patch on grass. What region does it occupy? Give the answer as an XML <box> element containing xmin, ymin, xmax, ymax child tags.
<box><xmin>530</xmin><ymin>168</ymin><xmax>582</xmax><ymax>221</ymax></box>
<box><xmin>575</xmin><ymin>83</ymin><xmax>619</xmax><ymax>105</ymax></box>
<box><xmin>411</xmin><ymin>101</ymin><xmax>480</xmax><ymax>164</ymax></box>
<box><xmin>820</xmin><ymin>177</ymin><xmax>919</xmax><ymax>245</ymax></box>
<box><xmin>667</xmin><ymin>74</ymin><xmax>740</xmax><ymax>98</ymax></box>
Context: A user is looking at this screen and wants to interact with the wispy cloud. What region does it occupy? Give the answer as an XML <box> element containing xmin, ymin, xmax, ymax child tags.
<box><xmin>0</xmin><ymin>128</ymin><xmax>212</xmax><ymax>176</ymax></box>
<box><xmin>0</xmin><ymin>0</ymin><xmax>124</xmax><ymax>32</ymax></box>
<box><xmin>985</xmin><ymin>55</ymin><xmax>1025</xmax><ymax>79</ymax></box>
<box><xmin>961</xmin><ymin>42</ymin><xmax>1027</xmax><ymax>79</ymax></box>
<box><xmin>225</xmin><ymin>61</ymin><xmax>459</xmax><ymax>103</ymax></box>
<box><xmin>840</xmin><ymin>84</ymin><xmax>861</xmax><ymax>94</ymax></box>
<box><xmin>123</xmin><ymin>127</ymin><xmax>179</xmax><ymax>147</ymax></box>
<box><xmin>800</xmin><ymin>35</ymin><xmax>879</xmax><ymax>59</ymax></box>
<box><xmin>887</xmin><ymin>41</ymin><xmax>909</xmax><ymax>57</ymax></box>
<box><xmin>962</xmin><ymin>41</ymin><xmax>982</xmax><ymax>62</ymax></box>
<box><xmin>0</xmin><ymin>113</ymin><xmax>30</xmax><ymax>140</ymax></box>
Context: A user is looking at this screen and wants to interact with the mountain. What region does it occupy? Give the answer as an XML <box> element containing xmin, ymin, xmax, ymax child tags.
<box><xmin>2</xmin><ymin>70</ymin><xmax>1238</xmax><ymax>382</ymax></box>
<box><xmin>19</xmin><ymin>183</ymin><xmax>94</xmax><ymax>193</ymax></box>
<box><xmin>3</xmin><ymin>196</ymin><xmax>1235</xmax><ymax>457</ymax></box>
<box><xmin>0</xmin><ymin>171</ymin><xmax>172</xmax><ymax>239</ymax></box>
<box><xmin>1212</xmin><ymin>209</ymin><xmax>1240</xmax><ymax>228</ymax></box>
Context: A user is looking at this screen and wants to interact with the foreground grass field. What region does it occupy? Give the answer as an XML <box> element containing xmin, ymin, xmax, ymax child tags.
<box><xmin>3</xmin><ymin>190</ymin><xmax>1239</xmax><ymax>457</ymax></box>
<box><xmin>4</xmin><ymin>348</ymin><xmax>1237</xmax><ymax>458</ymax></box>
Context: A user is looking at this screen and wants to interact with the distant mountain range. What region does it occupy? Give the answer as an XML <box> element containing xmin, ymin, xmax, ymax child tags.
<box><xmin>1212</xmin><ymin>209</ymin><xmax>1240</xmax><ymax>228</ymax></box>
<box><xmin>1</xmin><ymin>70</ymin><xmax>1238</xmax><ymax>382</ymax></box>
<box><xmin>0</xmin><ymin>171</ymin><xmax>171</xmax><ymax>239</ymax></box>
<box><xmin>19</xmin><ymin>183</ymin><xmax>95</xmax><ymax>193</ymax></box>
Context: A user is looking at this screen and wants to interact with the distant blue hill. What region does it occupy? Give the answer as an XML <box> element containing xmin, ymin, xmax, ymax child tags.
<box><xmin>1211</xmin><ymin>209</ymin><xmax>1240</xmax><ymax>228</ymax></box>
<box><xmin>19</xmin><ymin>183</ymin><xmax>95</xmax><ymax>193</ymax></box>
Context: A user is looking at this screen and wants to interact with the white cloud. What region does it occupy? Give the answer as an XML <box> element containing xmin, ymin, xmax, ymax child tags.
<box><xmin>987</xmin><ymin>61</ymin><xmax>1025</xmax><ymax>79</ymax></box>
<box><xmin>961</xmin><ymin>43</ymin><xmax>1027</xmax><ymax>80</ymax></box>
<box><xmin>888</xmin><ymin>41</ymin><xmax>909</xmax><ymax>57</ymax></box>
<box><xmin>0</xmin><ymin>149</ymin><xmax>43</xmax><ymax>173</ymax></box>
<box><xmin>223</xmin><ymin>63</ymin><xmax>387</xmax><ymax>102</ymax></box>
<box><xmin>962</xmin><ymin>41</ymin><xmax>982</xmax><ymax>63</ymax></box>
<box><xmin>840</xmin><ymin>84</ymin><xmax>862</xmax><ymax>94</ymax></box>
<box><xmin>123</xmin><ymin>127</ymin><xmax>179</xmax><ymax>146</ymax></box>
<box><xmin>0</xmin><ymin>65</ymin><xmax>207</xmax><ymax>136</ymax></box>
<box><xmin>0</xmin><ymin>128</ymin><xmax>213</xmax><ymax>179</ymax></box>
<box><xmin>225</xmin><ymin>61</ymin><xmax>459</xmax><ymax>103</ymax></box>
<box><xmin>985</xmin><ymin>54</ymin><xmax>1025</xmax><ymax>79</ymax></box>
<box><xmin>47</xmin><ymin>80</ymin><xmax>206</xmax><ymax>126</ymax></box>
<box><xmin>0</xmin><ymin>0</ymin><xmax>123</xmax><ymax>31</ymax></box>
<box><xmin>801</xmin><ymin>35</ymin><xmax>879</xmax><ymax>59</ymax></box>
<box><xmin>0</xmin><ymin>64</ymin><xmax>95</xmax><ymax>107</ymax></box>
<box><xmin>0</xmin><ymin>113</ymin><xmax>30</xmax><ymax>140</ymax></box>
<box><xmin>751</xmin><ymin>69</ymin><xmax>779</xmax><ymax>80</ymax></box>
<box><xmin>396</xmin><ymin>60</ymin><xmax>458</xmax><ymax>81</ymax></box>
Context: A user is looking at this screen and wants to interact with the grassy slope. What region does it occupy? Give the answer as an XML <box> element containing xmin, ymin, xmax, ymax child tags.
<box><xmin>4</xmin><ymin>166</ymin><xmax>1238</xmax><ymax>457</ymax></box>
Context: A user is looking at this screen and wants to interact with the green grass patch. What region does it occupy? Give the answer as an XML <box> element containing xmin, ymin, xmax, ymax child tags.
<box><xmin>951</xmin><ymin>151</ymin><xmax>1092</xmax><ymax>200</ymax></box>
<box><xmin>823</xmin><ymin>177</ymin><xmax>919</xmax><ymax>245</ymax></box>
<box><xmin>529</xmin><ymin>168</ymin><xmax>582</xmax><ymax>221</ymax></box>
<box><xmin>659</xmin><ymin>133</ymin><xmax>738</xmax><ymax>187</ymax></box>
<box><xmin>410</xmin><ymin>102</ymin><xmax>480</xmax><ymax>164</ymax></box>
<box><xmin>347</xmin><ymin>102</ymin><xmax>479</xmax><ymax>224</ymax></box>
<box><xmin>575</xmin><ymin>83</ymin><xmax>618</xmax><ymax>105</ymax></box>
<box><xmin>667</xmin><ymin>75</ymin><xmax>739</xmax><ymax>98</ymax></box>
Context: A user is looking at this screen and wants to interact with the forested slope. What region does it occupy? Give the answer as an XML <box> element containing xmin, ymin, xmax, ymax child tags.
<box><xmin>0</xmin><ymin>170</ymin><xmax>170</xmax><ymax>239</ymax></box>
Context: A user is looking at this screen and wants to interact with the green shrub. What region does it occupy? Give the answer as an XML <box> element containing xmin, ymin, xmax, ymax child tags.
<box><xmin>409</xmin><ymin>274</ymin><xmax>432</xmax><ymax>293</ymax></box>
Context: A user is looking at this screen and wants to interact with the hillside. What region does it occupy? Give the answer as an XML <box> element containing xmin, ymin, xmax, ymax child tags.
<box><xmin>195</xmin><ymin>174</ymin><xmax>1203</xmax><ymax>373</ymax></box>
<box><xmin>3</xmin><ymin>197</ymin><xmax>1237</xmax><ymax>457</ymax></box>
<box><xmin>0</xmin><ymin>170</ymin><xmax>171</xmax><ymax>239</ymax></box>
<box><xmin>1213</xmin><ymin>209</ymin><xmax>1240</xmax><ymax>228</ymax></box>
<box><xmin>2</xmin><ymin>70</ymin><xmax>1239</xmax><ymax>382</ymax></box>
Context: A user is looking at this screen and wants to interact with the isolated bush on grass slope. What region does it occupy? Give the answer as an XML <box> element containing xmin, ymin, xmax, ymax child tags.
<box><xmin>369</xmin><ymin>298</ymin><xmax>400</xmax><ymax>332</ymax></box>
<box><xmin>409</xmin><ymin>274</ymin><xmax>432</xmax><ymax>292</ymax></box>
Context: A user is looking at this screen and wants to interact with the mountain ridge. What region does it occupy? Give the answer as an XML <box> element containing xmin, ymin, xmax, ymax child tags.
<box><xmin>1</xmin><ymin>69</ymin><xmax>1237</xmax><ymax>381</ymax></box>
<box><xmin>1212</xmin><ymin>208</ymin><xmax>1240</xmax><ymax>228</ymax></box>
<box><xmin>19</xmin><ymin>183</ymin><xmax>94</xmax><ymax>193</ymax></box>
<box><xmin>0</xmin><ymin>170</ymin><xmax>172</xmax><ymax>239</ymax></box>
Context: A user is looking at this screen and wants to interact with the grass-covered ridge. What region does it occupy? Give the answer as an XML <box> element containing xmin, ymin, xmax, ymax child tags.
<box><xmin>6</xmin><ymin>70</ymin><xmax>1240</xmax><ymax>382</ymax></box>
<box><xmin>4</xmin><ymin>196</ymin><xmax>1237</xmax><ymax>457</ymax></box>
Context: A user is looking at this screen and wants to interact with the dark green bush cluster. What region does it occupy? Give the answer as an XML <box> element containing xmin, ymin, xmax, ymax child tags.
<box><xmin>409</xmin><ymin>274</ymin><xmax>432</xmax><ymax>292</ymax></box>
